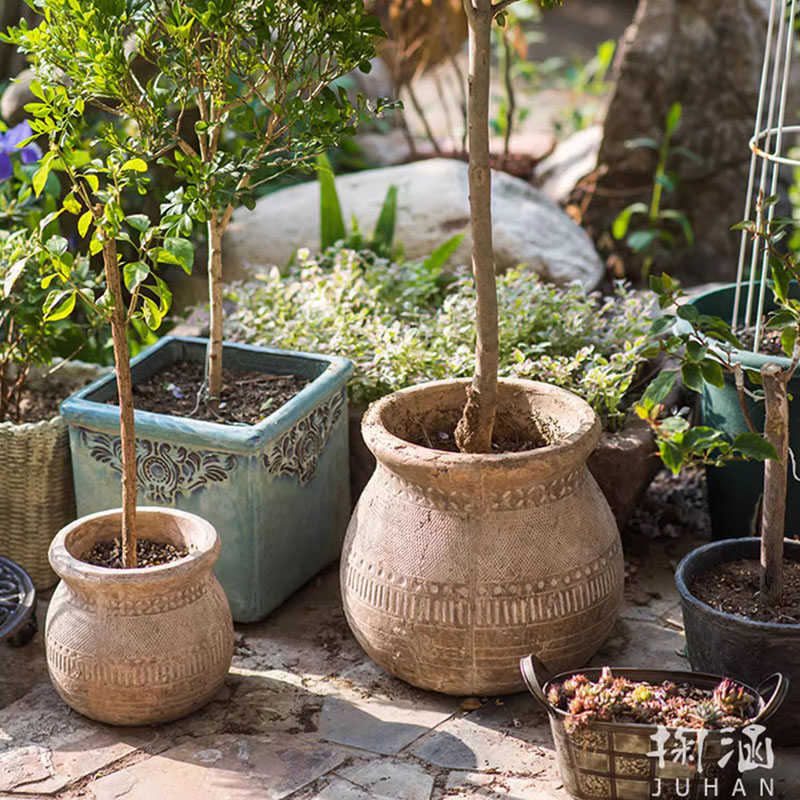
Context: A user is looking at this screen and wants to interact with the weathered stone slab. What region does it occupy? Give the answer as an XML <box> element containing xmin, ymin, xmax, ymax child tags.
<box><xmin>337</xmin><ymin>758</ymin><xmax>434</xmax><ymax>800</ymax></box>
<box><xmin>319</xmin><ymin>661</ymin><xmax>457</xmax><ymax>756</ymax></box>
<box><xmin>445</xmin><ymin>770</ymin><xmax>568</xmax><ymax>799</ymax></box>
<box><xmin>89</xmin><ymin>735</ymin><xmax>344</xmax><ymax>800</ymax></box>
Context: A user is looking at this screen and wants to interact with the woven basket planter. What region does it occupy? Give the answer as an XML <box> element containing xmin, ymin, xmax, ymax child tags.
<box><xmin>0</xmin><ymin>363</ymin><xmax>106</xmax><ymax>589</ymax></box>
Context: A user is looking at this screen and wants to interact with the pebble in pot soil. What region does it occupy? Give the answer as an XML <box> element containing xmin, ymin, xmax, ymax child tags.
<box><xmin>691</xmin><ymin>558</ymin><xmax>800</xmax><ymax>624</ymax></box>
<box><xmin>83</xmin><ymin>539</ymin><xmax>188</xmax><ymax>569</ymax></box>
<box><xmin>109</xmin><ymin>361</ymin><xmax>309</xmax><ymax>426</ymax></box>
<box><xmin>737</xmin><ymin>325</ymin><xmax>785</xmax><ymax>357</ymax></box>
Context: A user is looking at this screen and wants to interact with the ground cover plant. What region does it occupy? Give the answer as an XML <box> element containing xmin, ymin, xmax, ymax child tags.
<box><xmin>224</xmin><ymin>245</ymin><xmax>654</xmax><ymax>432</ymax></box>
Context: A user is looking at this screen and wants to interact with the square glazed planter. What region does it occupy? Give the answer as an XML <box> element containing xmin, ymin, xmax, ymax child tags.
<box><xmin>60</xmin><ymin>336</ymin><xmax>353</xmax><ymax>622</ymax></box>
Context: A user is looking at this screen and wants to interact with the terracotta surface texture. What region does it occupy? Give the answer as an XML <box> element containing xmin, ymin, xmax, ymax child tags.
<box><xmin>341</xmin><ymin>379</ymin><xmax>624</xmax><ymax>695</ymax></box>
<box><xmin>45</xmin><ymin>506</ymin><xmax>234</xmax><ymax>726</ymax></box>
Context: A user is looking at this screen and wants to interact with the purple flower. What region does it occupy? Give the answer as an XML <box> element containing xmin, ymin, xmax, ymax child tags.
<box><xmin>0</xmin><ymin>121</ymin><xmax>42</xmax><ymax>182</ymax></box>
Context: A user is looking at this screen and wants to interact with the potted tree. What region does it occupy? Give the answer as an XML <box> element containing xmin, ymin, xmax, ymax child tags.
<box><xmin>638</xmin><ymin>215</ymin><xmax>800</xmax><ymax>742</ymax></box>
<box><xmin>340</xmin><ymin>0</ymin><xmax>624</xmax><ymax>696</ymax></box>
<box><xmin>0</xmin><ymin>122</ymin><xmax>106</xmax><ymax>589</ymax></box>
<box><xmin>9</xmin><ymin>0</ymin><xmax>385</xmax><ymax>622</ymax></box>
<box><xmin>23</xmin><ymin>75</ymin><xmax>233</xmax><ymax>726</ymax></box>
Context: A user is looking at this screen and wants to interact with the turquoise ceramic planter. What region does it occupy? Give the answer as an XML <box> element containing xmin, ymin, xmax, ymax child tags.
<box><xmin>60</xmin><ymin>336</ymin><xmax>354</xmax><ymax>622</ymax></box>
<box><xmin>687</xmin><ymin>283</ymin><xmax>800</xmax><ymax>540</ymax></box>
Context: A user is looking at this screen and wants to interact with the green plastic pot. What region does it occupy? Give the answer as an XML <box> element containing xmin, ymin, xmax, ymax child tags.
<box><xmin>687</xmin><ymin>283</ymin><xmax>800</xmax><ymax>539</ymax></box>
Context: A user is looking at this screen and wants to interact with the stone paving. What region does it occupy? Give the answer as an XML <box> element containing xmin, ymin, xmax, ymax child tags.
<box><xmin>1</xmin><ymin>492</ymin><xmax>798</xmax><ymax>799</ymax></box>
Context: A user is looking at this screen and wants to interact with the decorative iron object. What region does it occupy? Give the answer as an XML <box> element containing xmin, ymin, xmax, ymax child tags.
<box><xmin>521</xmin><ymin>656</ymin><xmax>788</xmax><ymax>800</ymax></box>
<box><xmin>0</xmin><ymin>556</ymin><xmax>37</xmax><ymax>646</ymax></box>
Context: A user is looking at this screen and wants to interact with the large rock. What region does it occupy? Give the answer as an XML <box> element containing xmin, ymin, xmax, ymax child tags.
<box><xmin>1</xmin><ymin>69</ymin><xmax>36</xmax><ymax>127</ymax></box>
<box><xmin>224</xmin><ymin>158</ymin><xmax>605</xmax><ymax>289</ymax></box>
<box><xmin>583</xmin><ymin>0</ymin><xmax>773</xmax><ymax>284</ymax></box>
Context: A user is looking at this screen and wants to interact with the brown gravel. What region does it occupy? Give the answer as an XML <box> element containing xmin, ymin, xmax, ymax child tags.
<box><xmin>110</xmin><ymin>361</ymin><xmax>308</xmax><ymax>426</ymax></box>
<box><xmin>83</xmin><ymin>538</ymin><xmax>188</xmax><ymax>569</ymax></box>
<box><xmin>691</xmin><ymin>558</ymin><xmax>800</xmax><ymax>624</ymax></box>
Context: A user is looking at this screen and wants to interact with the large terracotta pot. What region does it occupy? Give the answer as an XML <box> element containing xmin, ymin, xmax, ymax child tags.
<box><xmin>46</xmin><ymin>507</ymin><xmax>234</xmax><ymax>726</ymax></box>
<box><xmin>341</xmin><ymin>379</ymin><xmax>624</xmax><ymax>695</ymax></box>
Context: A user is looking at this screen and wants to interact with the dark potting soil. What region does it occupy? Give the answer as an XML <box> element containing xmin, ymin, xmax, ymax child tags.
<box><xmin>406</xmin><ymin>420</ymin><xmax>545</xmax><ymax>454</ymax></box>
<box><xmin>736</xmin><ymin>326</ymin><xmax>785</xmax><ymax>357</ymax></box>
<box><xmin>83</xmin><ymin>538</ymin><xmax>188</xmax><ymax>569</ymax></box>
<box><xmin>111</xmin><ymin>361</ymin><xmax>308</xmax><ymax>426</ymax></box>
<box><xmin>691</xmin><ymin>557</ymin><xmax>800</xmax><ymax>624</ymax></box>
<box><xmin>3</xmin><ymin>384</ymin><xmax>63</xmax><ymax>425</ymax></box>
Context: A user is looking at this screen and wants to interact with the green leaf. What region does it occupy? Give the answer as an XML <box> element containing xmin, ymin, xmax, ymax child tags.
<box><xmin>685</xmin><ymin>340</ymin><xmax>708</xmax><ymax>362</ymax></box>
<box><xmin>78</xmin><ymin>210</ymin><xmax>93</xmax><ymax>238</ymax></box>
<box><xmin>659</xmin><ymin>439</ymin><xmax>684</xmax><ymax>475</ymax></box>
<box><xmin>627</xmin><ymin>229</ymin><xmax>659</xmax><ymax>253</ymax></box>
<box><xmin>63</xmin><ymin>191</ymin><xmax>81</xmax><ymax>215</ymax></box>
<box><xmin>32</xmin><ymin>151</ymin><xmax>55</xmax><ymax>197</ymax></box>
<box><xmin>164</xmin><ymin>237</ymin><xmax>194</xmax><ymax>274</ymax></box>
<box><xmin>700</xmin><ymin>359</ymin><xmax>725</xmax><ymax>389</ymax></box>
<box><xmin>141</xmin><ymin>295</ymin><xmax>163</xmax><ymax>330</ymax></box>
<box><xmin>642</xmin><ymin>370</ymin><xmax>677</xmax><ymax>406</ymax></box>
<box><xmin>422</xmin><ymin>232</ymin><xmax>465</xmax><ymax>274</ymax></box>
<box><xmin>612</xmin><ymin>202</ymin><xmax>647</xmax><ymax>240</ymax></box>
<box><xmin>126</xmin><ymin>214</ymin><xmax>151</xmax><ymax>232</ymax></box>
<box><xmin>43</xmin><ymin>290</ymin><xmax>76</xmax><ymax>321</ymax></box>
<box><xmin>123</xmin><ymin>261</ymin><xmax>150</xmax><ymax>291</ymax></box>
<box><xmin>121</xmin><ymin>158</ymin><xmax>148</xmax><ymax>173</ymax></box>
<box><xmin>623</xmin><ymin>137</ymin><xmax>659</xmax><ymax>151</ymax></box>
<box><xmin>732</xmin><ymin>432</ymin><xmax>779</xmax><ymax>462</ymax></box>
<box><xmin>45</xmin><ymin>235</ymin><xmax>68</xmax><ymax>257</ymax></box>
<box><xmin>782</xmin><ymin>327</ymin><xmax>797</xmax><ymax>358</ymax></box>
<box><xmin>681</xmin><ymin>362</ymin><xmax>703</xmax><ymax>393</ymax></box>
<box><xmin>665</xmin><ymin>102</ymin><xmax>682</xmax><ymax>136</ymax></box>
<box><xmin>676</xmin><ymin>303</ymin><xmax>699</xmax><ymax>323</ymax></box>
<box><xmin>316</xmin><ymin>153</ymin><xmax>346</xmax><ymax>250</ymax></box>
<box><xmin>371</xmin><ymin>185</ymin><xmax>397</xmax><ymax>257</ymax></box>
<box><xmin>766</xmin><ymin>309</ymin><xmax>796</xmax><ymax>329</ymax></box>
<box><xmin>85</xmin><ymin>174</ymin><xmax>99</xmax><ymax>193</ymax></box>
<box><xmin>649</xmin><ymin>314</ymin><xmax>675</xmax><ymax>337</ymax></box>
<box><xmin>3</xmin><ymin>259</ymin><xmax>27</xmax><ymax>297</ymax></box>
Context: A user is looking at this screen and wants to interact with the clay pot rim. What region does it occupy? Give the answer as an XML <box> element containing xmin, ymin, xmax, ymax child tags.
<box><xmin>362</xmin><ymin>378</ymin><xmax>599</xmax><ymax>474</ymax></box>
<box><xmin>49</xmin><ymin>506</ymin><xmax>220</xmax><ymax>586</ymax></box>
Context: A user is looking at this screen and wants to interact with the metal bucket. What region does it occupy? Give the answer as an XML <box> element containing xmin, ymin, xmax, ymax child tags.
<box><xmin>520</xmin><ymin>656</ymin><xmax>788</xmax><ymax>800</ymax></box>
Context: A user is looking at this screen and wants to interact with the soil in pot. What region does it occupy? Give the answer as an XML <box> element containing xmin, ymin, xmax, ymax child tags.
<box><xmin>691</xmin><ymin>558</ymin><xmax>800</xmax><ymax>624</ymax></box>
<box><xmin>403</xmin><ymin>406</ymin><xmax>552</xmax><ymax>453</ymax></box>
<box><xmin>3</xmin><ymin>382</ymin><xmax>64</xmax><ymax>424</ymax></box>
<box><xmin>108</xmin><ymin>360</ymin><xmax>308</xmax><ymax>425</ymax></box>
<box><xmin>736</xmin><ymin>325</ymin><xmax>785</xmax><ymax>357</ymax></box>
<box><xmin>83</xmin><ymin>538</ymin><xmax>188</xmax><ymax>568</ymax></box>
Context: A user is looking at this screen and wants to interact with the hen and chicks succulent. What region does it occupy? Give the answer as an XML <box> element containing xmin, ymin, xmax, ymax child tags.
<box><xmin>546</xmin><ymin>667</ymin><xmax>755</xmax><ymax>730</ymax></box>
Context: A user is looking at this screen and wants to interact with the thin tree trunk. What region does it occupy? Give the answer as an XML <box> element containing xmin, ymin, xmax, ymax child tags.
<box><xmin>760</xmin><ymin>363</ymin><xmax>787</xmax><ymax>605</ymax></box>
<box><xmin>455</xmin><ymin>0</ymin><xmax>498</xmax><ymax>454</ymax></box>
<box><xmin>103</xmin><ymin>238</ymin><xmax>137</xmax><ymax>568</ymax></box>
<box><xmin>206</xmin><ymin>213</ymin><xmax>224</xmax><ymax>410</ymax></box>
<box><xmin>501</xmin><ymin>27</ymin><xmax>515</xmax><ymax>161</ymax></box>
<box><xmin>406</xmin><ymin>82</ymin><xmax>442</xmax><ymax>155</ymax></box>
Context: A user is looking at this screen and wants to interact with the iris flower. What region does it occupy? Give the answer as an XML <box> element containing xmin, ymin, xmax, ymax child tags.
<box><xmin>0</xmin><ymin>121</ymin><xmax>42</xmax><ymax>182</ymax></box>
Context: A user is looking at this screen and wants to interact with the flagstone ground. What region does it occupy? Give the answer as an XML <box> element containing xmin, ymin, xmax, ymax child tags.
<box><xmin>1</xmin><ymin>471</ymin><xmax>797</xmax><ymax>799</ymax></box>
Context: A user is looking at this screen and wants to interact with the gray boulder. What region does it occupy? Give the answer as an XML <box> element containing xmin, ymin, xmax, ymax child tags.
<box><xmin>224</xmin><ymin>158</ymin><xmax>604</xmax><ymax>289</ymax></box>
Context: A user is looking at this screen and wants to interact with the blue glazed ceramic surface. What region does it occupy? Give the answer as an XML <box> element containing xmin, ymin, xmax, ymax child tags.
<box><xmin>60</xmin><ymin>336</ymin><xmax>354</xmax><ymax>622</ymax></box>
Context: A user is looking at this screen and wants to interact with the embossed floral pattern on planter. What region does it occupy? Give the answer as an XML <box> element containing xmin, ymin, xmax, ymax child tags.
<box><xmin>263</xmin><ymin>391</ymin><xmax>344</xmax><ymax>485</ymax></box>
<box><xmin>78</xmin><ymin>430</ymin><xmax>238</xmax><ymax>504</ymax></box>
<box><xmin>60</xmin><ymin>337</ymin><xmax>353</xmax><ymax>623</ymax></box>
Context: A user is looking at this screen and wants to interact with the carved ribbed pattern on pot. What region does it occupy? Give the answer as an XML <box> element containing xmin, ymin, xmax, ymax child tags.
<box><xmin>78</xmin><ymin>429</ymin><xmax>236</xmax><ymax>503</ymax></box>
<box><xmin>344</xmin><ymin>560</ymin><xmax>472</xmax><ymax>626</ymax></box>
<box><xmin>47</xmin><ymin>626</ymin><xmax>231</xmax><ymax>688</ymax></box>
<box><xmin>263</xmin><ymin>390</ymin><xmax>343</xmax><ymax>485</ymax></box>
<box><xmin>474</xmin><ymin>542</ymin><xmax>620</xmax><ymax>627</ymax></box>
<box><xmin>345</xmin><ymin>542</ymin><xmax>619</xmax><ymax>629</ymax></box>
<box><xmin>66</xmin><ymin>579</ymin><xmax>208</xmax><ymax>616</ymax></box>
<box><xmin>381</xmin><ymin>466</ymin><xmax>585</xmax><ymax>512</ymax></box>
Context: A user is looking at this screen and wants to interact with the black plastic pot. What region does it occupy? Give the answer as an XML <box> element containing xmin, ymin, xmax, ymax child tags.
<box><xmin>676</xmin><ymin>537</ymin><xmax>800</xmax><ymax>745</ymax></box>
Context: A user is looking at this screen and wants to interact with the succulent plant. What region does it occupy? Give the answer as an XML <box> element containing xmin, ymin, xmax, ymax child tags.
<box><xmin>546</xmin><ymin>668</ymin><xmax>756</xmax><ymax>730</ymax></box>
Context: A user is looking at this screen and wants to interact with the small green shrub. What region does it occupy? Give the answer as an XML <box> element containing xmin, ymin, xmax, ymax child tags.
<box><xmin>224</xmin><ymin>247</ymin><xmax>654</xmax><ymax>430</ymax></box>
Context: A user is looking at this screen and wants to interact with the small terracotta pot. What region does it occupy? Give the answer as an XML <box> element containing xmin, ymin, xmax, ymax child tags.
<box><xmin>341</xmin><ymin>379</ymin><xmax>624</xmax><ymax>695</ymax></box>
<box><xmin>46</xmin><ymin>507</ymin><xmax>234</xmax><ymax>726</ymax></box>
